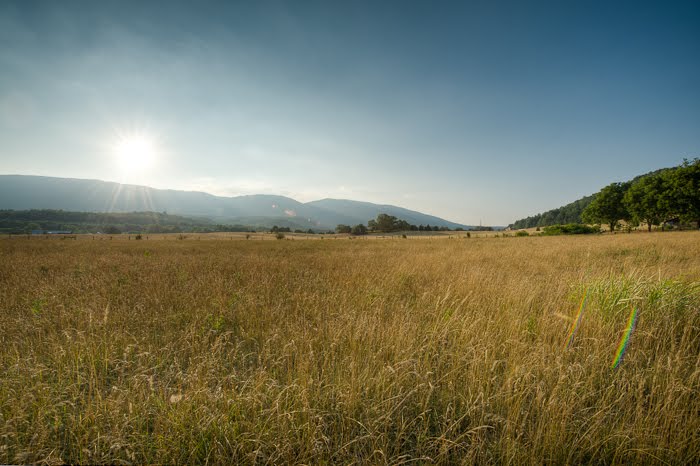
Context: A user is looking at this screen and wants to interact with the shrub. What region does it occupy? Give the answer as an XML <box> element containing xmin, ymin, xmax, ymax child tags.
<box><xmin>515</xmin><ymin>231</ymin><xmax>529</xmax><ymax>237</ymax></box>
<box><xmin>542</xmin><ymin>223</ymin><xmax>601</xmax><ymax>235</ymax></box>
<box><xmin>351</xmin><ymin>224</ymin><xmax>368</xmax><ymax>235</ymax></box>
<box><xmin>275</xmin><ymin>232</ymin><xmax>285</xmax><ymax>240</ymax></box>
<box><xmin>104</xmin><ymin>225</ymin><xmax>121</xmax><ymax>234</ymax></box>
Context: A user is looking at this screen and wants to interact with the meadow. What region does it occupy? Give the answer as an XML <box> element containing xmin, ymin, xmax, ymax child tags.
<box><xmin>0</xmin><ymin>232</ymin><xmax>698</xmax><ymax>464</ymax></box>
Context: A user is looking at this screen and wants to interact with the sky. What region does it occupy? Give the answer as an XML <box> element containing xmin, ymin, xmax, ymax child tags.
<box><xmin>1</xmin><ymin>1</ymin><xmax>699</xmax><ymax>226</ymax></box>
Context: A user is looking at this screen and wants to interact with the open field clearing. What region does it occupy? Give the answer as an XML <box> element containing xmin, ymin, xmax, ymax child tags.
<box><xmin>1</xmin><ymin>232</ymin><xmax>699</xmax><ymax>464</ymax></box>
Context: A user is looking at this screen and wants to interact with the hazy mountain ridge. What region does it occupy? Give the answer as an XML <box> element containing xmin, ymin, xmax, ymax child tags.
<box><xmin>307</xmin><ymin>199</ymin><xmax>469</xmax><ymax>230</ymax></box>
<box><xmin>0</xmin><ymin>175</ymin><xmax>472</xmax><ymax>230</ymax></box>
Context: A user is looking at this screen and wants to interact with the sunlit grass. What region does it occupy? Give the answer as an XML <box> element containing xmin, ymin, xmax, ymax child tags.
<box><xmin>0</xmin><ymin>232</ymin><xmax>698</xmax><ymax>464</ymax></box>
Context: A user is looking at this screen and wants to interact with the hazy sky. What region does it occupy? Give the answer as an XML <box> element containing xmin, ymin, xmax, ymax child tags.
<box><xmin>1</xmin><ymin>1</ymin><xmax>699</xmax><ymax>225</ymax></box>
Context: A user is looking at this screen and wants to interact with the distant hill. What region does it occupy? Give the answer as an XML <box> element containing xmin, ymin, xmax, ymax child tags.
<box><xmin>307</xmin><ymin>199</ymin><xmax>469</xmax><ymax>230</ymax></box>
<box><xmin>509</xmin><ymin>195</ymin><xmax>596</xmax><ymax>230</ymax></box>
<box><xmin>0</xmin><ymin>175</ymin><xmax>472</xmax><ymax>230</ymax></box>
<box><xmin>0</xmin><ymin>209</ymin><xmax>236</xmax><ymax>234</ymax></box>
<box><xmin>508</xmin><ymin>167</ymin><xmax>674</xmax><ymax>229</ymax></box>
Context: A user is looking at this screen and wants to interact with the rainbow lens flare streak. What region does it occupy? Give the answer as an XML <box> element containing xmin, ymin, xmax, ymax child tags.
<box><xmin>565</xmin><ymin>289</ymin><xmax>588</xmax><ymax>350</ymax></box>
<box><xmin>611</xmin><ymin>306</ymin><xmax>639</xmax><ymax>369</ymax></box>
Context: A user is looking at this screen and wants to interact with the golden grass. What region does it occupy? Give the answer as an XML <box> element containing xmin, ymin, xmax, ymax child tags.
<box><xmin>1</xmin><ymin>232</ymin><xmax>698</xmax><ymax>464</ymax></box>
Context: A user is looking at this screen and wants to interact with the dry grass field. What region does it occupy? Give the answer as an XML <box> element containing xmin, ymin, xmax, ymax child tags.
<box><xmin>1</xmin><ymin>232</ymin><xmax>699</xmax><ymax>464</ymax></box>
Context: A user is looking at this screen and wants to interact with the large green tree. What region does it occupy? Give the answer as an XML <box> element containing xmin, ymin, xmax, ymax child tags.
<box><xmin>582</xmin><ymin>182</ymin><xmax>630</xmax><ymax>233</ymax></box>
<box><xmin>666</xmin><ymin>158</ymin><xmax>700</xmax><ymax>228</ymax></box>
<box><xmin>375</xmin><ymin>214</ymin><xmax>398</xmax><ymax>232</ymax></box>
<box><xmin>623</xmin><ymin>173</ymin><xmax>667</xmax><ymax>232</ymax></box>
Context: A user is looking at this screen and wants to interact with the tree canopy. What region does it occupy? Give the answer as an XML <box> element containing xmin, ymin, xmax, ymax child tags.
<box><xmin>351</xmin><ymin>224</ymin><xmax>368</xmax><ymax>235</ymax></box>
<box><xmin>667</xmin><ymin>158</ymin><xmax>700</xmax><ymax>225</ymax></box>
<box><xmin>511</xmin><ymin>159</ymin><xmax>699</xmax><ymax>232</ymax></box>
<box><xmin>338</xmin><ymin>213</ymin><xmax>458</xmax><ymax>235</ymax></box>
<box><xmin>582</xmin><ymin>182</ymin><xmax>630</xmax><ymax>232</ymax></box>
<box><xmin>510</xmin><ymin>195</ymin><xmax>595</xmax><ymax>229</ymax></box>
<box><xmin>366</xmin><ymin>214</ymin><xmax>437</xmax><ymax>232</ymax></box>
<box><xmin>0</xmin><ymin>209</ymin><xmax>254</xmax><ymax>234</ymax></box>
<box><xmin>621</xmin><ymin>158</ymin><xmax>699</xmax><ymax>231</ymax></box>
<box><xmin>623</xmin><ymin>173</ymin><xmax>667</xmax><ymax>231</ymax></box>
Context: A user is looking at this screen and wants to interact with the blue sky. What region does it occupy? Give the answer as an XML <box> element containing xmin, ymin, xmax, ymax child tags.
<box><xmin>1</xmin><ymin>1</ymin><xmax>698</xmax><ymax>225</ymax></box>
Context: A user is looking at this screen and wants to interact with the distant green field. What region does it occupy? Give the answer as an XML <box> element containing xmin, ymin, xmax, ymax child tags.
<box><xmin>1</xmin><ymin>232</ymin><xmax>698</xmax><ymax>464</ymax></box>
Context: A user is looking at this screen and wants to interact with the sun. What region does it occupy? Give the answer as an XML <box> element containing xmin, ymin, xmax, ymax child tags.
<box><xmin>114</xmin><ymin>133</ymin><xmax>157</xmax><ymax>173</ymax></box>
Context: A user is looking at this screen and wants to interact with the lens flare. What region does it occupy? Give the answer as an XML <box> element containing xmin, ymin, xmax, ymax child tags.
<box><xmin>611</xmin><ymin>306</ymin><xmax>639</xmax><ymax>369</ymax></box>
<box><xmin>564</xmin><ymin>288</ymin><xmax>588</xmax><ymax>350</ymax></box>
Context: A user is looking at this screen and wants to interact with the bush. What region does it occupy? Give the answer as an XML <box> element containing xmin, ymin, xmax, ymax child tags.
<box><xmin>275</xmin><ymin>233</ymin><xmax>285</xmax><ymax>240</ymax></box>
<box><xmin>515</xmin><ymin>231</ymin><xmax>529</xmax><ymax>237</ymax></box>
<box><xmin>542</xmin><ymin>223</ymin><xmax>601</xmax><ymax>235</ymax></box>
<box><xmin>104</xmin><ymin>225</ymin><xmax>121</xmax><ymax>234</ymax></box>
<box><xmin>351</xmin><ymin>224</ymin><xmax>368</xmax><ymax>235</ymax></box>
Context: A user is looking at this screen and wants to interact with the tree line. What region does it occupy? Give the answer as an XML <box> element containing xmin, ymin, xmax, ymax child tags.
<box><xmin>0</xmin><ymin>209</ymin><xmax>253</xmax><ymax>234</ymax></box>
<box><xmin>509</xmin><ymin>195</ymin><xmax>595</xmax><ymax>230</ymax></box>
<box><xmin>511</xmin><ymin>159</ymin><xmax>699</xmax><ymax>231</ymax></box>
<box><xmin>582</xmin><ymin>158</ymin><xmax>699</xmax><ymax>232</ymax></box>
<box><xmin>336</xmin><ymin>213</ymin><xmax>471</xmax><ymax>235</ymax></box>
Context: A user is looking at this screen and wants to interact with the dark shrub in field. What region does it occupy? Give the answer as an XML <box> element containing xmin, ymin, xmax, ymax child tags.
<box><xmin>543</xmin><ymin>223</ymin><xmax>601</xmax><ymax>235</ymax></box>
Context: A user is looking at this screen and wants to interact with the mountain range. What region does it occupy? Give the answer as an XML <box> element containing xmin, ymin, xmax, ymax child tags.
<box><xmin>0</xmin><ymin>175</ymin><xmax>472</xmax><ymax>230</ymax></box>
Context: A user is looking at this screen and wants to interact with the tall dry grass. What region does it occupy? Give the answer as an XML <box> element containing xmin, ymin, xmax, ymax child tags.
<box><xmin>0</xmin><ymin>232</ymin><xmax>698</xmax><ymax>464</ymax></box>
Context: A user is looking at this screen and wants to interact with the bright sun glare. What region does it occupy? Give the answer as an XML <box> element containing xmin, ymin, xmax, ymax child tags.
<box><xmin>114</xmin><ymin>134</ymin><xmax>157</xmax><ymax>173</ymax></box>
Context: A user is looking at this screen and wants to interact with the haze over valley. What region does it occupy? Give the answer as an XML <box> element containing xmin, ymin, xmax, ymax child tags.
<box><xmin>0</xmin><ymin>175</ymin><xmax>473</xmax><ymax>230</ymax></box>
